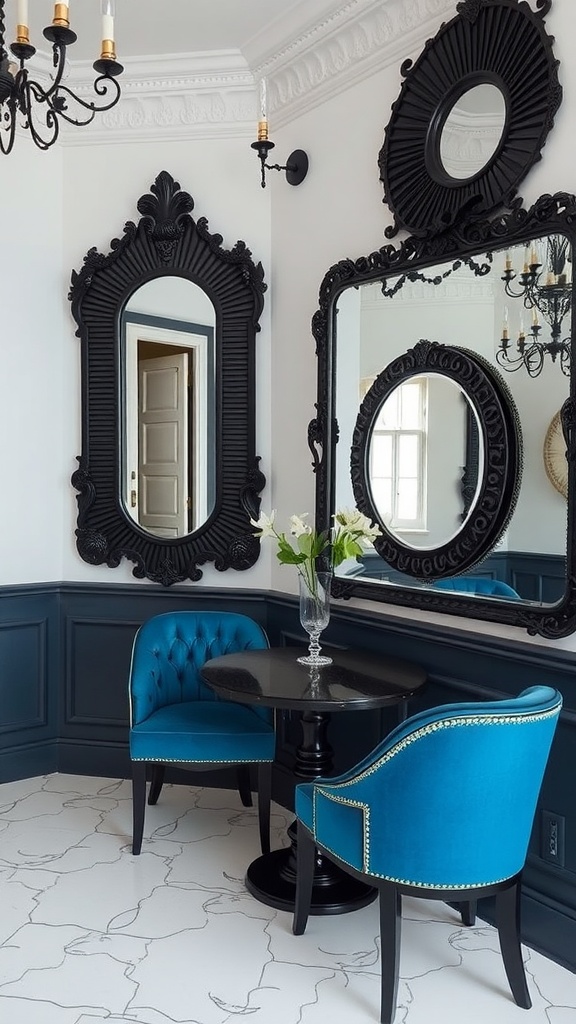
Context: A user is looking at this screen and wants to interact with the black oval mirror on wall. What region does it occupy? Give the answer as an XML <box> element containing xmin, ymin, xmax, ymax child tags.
<box><xmin>69</xmin><ymin>170</ymin><xmax>266</xmax><ymax>586</ymax></box>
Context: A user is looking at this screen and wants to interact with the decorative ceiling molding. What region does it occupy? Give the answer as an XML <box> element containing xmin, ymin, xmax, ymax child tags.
<box><xmin>51</xmin><ymin>0</ymin><xmax>459</xmax><ymax>145</ymax></box>
<box><xmin>255</xmin><ymin>0</ymin><xmax>458</xmax><ymax>128</ymax></box>
<box><xmin>60</xmin><ymin>52</ymin><xmax>257</xmax><ymax>145</ymax></box>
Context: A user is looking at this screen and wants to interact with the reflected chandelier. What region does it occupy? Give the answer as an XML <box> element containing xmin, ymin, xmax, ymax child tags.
<box><xmin>496</xmin><ymin>235</ymin><xmax>572</xmax><ymax>378</ymax></box>
<box><xmin>0</xmin><ymin>1</ymin><xmax>123</xmax><ymax>154</ymax></box>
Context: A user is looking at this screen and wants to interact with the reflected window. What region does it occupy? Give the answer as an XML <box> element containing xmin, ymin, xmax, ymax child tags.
<box><xmin>369</xmin><ymin>377</ymin><xmax>427</xmax><ymax>531</ymax></box>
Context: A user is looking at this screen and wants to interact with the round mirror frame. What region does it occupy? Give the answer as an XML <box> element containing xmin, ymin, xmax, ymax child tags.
<box><xmin>69</xmin><ymin>171</ymin><xmax>266</xmax><ymax>586</ymax></box>
<box><xmin>350</xmin><ymin>341</ymin><xmax>522</xmax><ymax>580</ymax></box>
<box><xmin>379</xmin><ymin>0</ymin><xmax>562</xmax><ymax>237</ymax></box>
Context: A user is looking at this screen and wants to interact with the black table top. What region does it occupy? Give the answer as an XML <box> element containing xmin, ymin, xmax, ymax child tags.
<box><xmin>201</xmin><ymin>646</ymin><xmax>427</xmax><ymax>712</ymax></box>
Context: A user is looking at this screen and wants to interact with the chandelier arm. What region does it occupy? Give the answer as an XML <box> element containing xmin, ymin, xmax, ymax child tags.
<box><xmin>502</xmin><ymin>279</ymin><xmax>534</xmax><ymax>301</ymax></box>
<box><xmin>0</xmin><ymin>100</ymin><xmax>16</xmax><ymax>154</ymax></box>
<box><xmin>26</xmin><ymin>106</ymin><xmax>60</xmax><ymax>150</ymax></box>
<box><xmin>525</xmin><ymin>343</ymin><xmax>546</xmax><ymax>378</ymax></box>
<box><xmin>50</xmin><ymin>75</ymin><xmax>122</xmax><ymax>123</ymax></box>
<box><xmin>561</xmin><ymin>345</ymin><xmax>571</xmax><ymax>376</ymax></box>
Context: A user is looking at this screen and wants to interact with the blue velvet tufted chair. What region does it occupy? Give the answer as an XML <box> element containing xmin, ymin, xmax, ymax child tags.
<box><xmin>293</xmin><ymin>686</ymin><xmax>562</xmax><ymax>1023</ymax></box>
<box><xmin>129</xmin><ymin>611</ymin><xmax>276</xmax><ymax>856</ymax></box>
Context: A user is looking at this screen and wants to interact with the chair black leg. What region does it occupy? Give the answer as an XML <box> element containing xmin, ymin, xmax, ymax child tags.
<box><xmin>148</xmin><ymin>764</ymin><xmax>165</xmax><ymax>806</ymax></box>
<box><xmin>496</xmin><ymin>880</ymin><xmax>531</xmax><ymax>1009</ymax></box>
<box><xmin>293</xmin><ymin>825</ymin><xmax>316</xmax><ymax>936</ymax></box>
<box><xmin>380</xmin><ymin>885</ymin><xmax>402</xmax><ymax>1024</ymax></box>
<box><xmin>237</xmin><ymin>764</ymin><xmax>253</xmax><ymax>807</ymax></box>
<box><xmin>459</xmin><ymin>900</ymin><xmax>477</xmax><ymax>926</ymax></box>
<box><xmin>132</xmin><ymin>761</ymin><xmax>147</xmax><ymax>856</ymax></box>
<box><xmin>256</xmin><ymin>763</ymin><xmax>271</xmax><ymax>855</ymax></box>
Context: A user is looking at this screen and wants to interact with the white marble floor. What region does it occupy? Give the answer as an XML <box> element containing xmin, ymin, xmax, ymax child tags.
<box><xmin>0</xmin><ymin>774</ymin><xmax>574</xmax><ymax>1024</ymax></box>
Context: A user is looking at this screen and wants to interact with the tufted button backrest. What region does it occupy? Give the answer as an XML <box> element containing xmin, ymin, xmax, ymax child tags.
<box><xmin>129</xmin><ymin>611</ymin><xmax>269</xmax><ymax>726</ymax></box>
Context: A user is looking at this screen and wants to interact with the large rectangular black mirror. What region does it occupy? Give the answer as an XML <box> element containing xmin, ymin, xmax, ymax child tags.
<box><xmin>311</xmin><ymin>198</ymin><xmax>576</xmax><ymax>638</ymax></box>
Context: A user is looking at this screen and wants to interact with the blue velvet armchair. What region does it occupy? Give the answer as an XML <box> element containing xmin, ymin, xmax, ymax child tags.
<box><xmin>128</xmin><ymin>611</ymin><xmax>276</xmax><ymax>856</ymax></box>
<box><xmin>293</xmin><ymin>685</ymin><xmax>562</xmax><ymax>1023</ymax></box>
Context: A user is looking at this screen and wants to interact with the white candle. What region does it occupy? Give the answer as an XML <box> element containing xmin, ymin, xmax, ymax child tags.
<box><xmin>102</xmin><ymin>14</ymin><xmax>114</xmax><ymax>39</ymax></box>
<box><xmin>259</xmin><ymin>78</ymin><xmax>267</xmax><ymax>120</ymax></box>
<box><xmin>101</xmin><ymin>0</ymin><xmax>115</xmax><ymax>39</ymax></box>
<box><xmin>17</xmin><ymin>0</ymin><xmax>28</xmax><ymax>24</ymax></box>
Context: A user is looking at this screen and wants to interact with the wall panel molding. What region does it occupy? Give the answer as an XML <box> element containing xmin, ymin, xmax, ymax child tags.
<box><xmin>0</xmin><ymin>619</ymin><xmax>48</xmax><ymax>733</ymax></box>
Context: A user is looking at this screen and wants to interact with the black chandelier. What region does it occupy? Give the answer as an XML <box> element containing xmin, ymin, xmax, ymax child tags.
<box><xmin>0</xmin><ymin>1</ymin><xmax>123</xmax><ymax>154</ymax></box>
<box><xmin>496</xmin><ymin>235</ymin><xmax>572</xmax><ymax>378</ymax></box>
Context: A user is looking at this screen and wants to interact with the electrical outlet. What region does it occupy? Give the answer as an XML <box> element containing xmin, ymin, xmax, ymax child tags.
<box><xmin>540</xmin><ymin>810</ymin><xmax>565</xmax><ymax>867</ymax></box>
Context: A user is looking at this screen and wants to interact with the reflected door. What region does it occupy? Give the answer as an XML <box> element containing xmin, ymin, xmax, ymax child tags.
<box><xmin>139</xmin><ymin>352</ymin><xmax>189</xmax><ymax>538</ymax></box>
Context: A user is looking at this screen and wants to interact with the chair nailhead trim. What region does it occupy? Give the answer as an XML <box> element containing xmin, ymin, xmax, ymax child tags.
<box><xmin>310</xmin><ymin>702</ymin><xmax>560</xmax><ymax>888</ymax></box>
<box><xmin>131</xmin><ymin>756</ymin><xmax>272</xmax><ymax>764</ymax></box>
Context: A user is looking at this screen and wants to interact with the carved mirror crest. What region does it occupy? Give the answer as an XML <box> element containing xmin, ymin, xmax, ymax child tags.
<box><xmin>311</xmin><ymin>0</ymin><xmax>576</xmax><ymax>637</ymax></box>
<box><xmin>70</xmin><ymin>171</ymin><xmax>266</xmax><ymax>585</ymax></box>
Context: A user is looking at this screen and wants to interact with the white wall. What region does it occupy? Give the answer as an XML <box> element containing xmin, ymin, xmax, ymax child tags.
<box><xmin>0</xmin><ymin>139</ymin><xmax>64</xmax><ymax>583</ymax></box>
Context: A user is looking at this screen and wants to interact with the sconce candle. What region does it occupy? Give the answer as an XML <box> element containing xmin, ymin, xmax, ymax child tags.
<box><xmin>251</xmin><ymin>76</ymin><xmax>308</xmax><ymax>188</ymax></box>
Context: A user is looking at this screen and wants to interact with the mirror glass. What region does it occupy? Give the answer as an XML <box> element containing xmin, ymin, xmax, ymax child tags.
<box><xmin>334</xmin><ymin>233</ymin><xmax>570</xmax><ymax>605</ymax></box>
<box><xmin>439</xmin><ymin>84</ymin><xmax>507</xmax><ymax>180</ymax></box>
<box><xmin>364</xmin><ymin>374</ymin><xmax>483</xmax><ymax>549</ymax></box>
<box><xmin>122</xmin><ymin>277</ymin><xmax>216</xmax><ymax>539</ymax></box>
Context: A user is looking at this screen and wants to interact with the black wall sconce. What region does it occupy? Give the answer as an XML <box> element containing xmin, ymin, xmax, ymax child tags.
<box><xmin>251</xmin><ymin>78</ymin><xmax>308</xmax><ymax>189</ymax></box>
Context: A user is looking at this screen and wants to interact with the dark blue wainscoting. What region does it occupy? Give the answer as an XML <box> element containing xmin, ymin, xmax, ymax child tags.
<box><xmin>0</xmin><ymin>581</ymin><xmax>574</xmax><ymax>974</ymax></box>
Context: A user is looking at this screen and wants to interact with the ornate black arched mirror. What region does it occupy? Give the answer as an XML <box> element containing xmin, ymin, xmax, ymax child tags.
<box><xmin>70</xmin><ymin>171</ymin><xmax>266</xmax><ymax>585</ymax></box>
<box><xmin>310</xmin><ymin>0</ymin><xmax>576</xmax><ymax>637</ymax></box>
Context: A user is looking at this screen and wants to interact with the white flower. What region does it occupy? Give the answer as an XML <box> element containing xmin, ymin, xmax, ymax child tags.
<box><xmin>289</xmin><ymin>514</ymin><xmax>311</xmax><ymax>537</ymax></box>
<box><xmin>250</xmin><ymin>510</ymin><xmax>277</xmax><ymax>538</ymax></box>
<box><xmin>334</xmin><ymin>508</ymin><xmax>364</xmax><ymax>529</ymax></box>
<box><xmin>333</xmin><ymin>508</ymin><xmax>382</xmax><ymax>541</ymax></box>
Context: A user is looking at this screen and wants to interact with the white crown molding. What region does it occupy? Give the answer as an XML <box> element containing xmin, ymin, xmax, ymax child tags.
<box><xmin>255</xmin><ymin>0</ymin><xmax>458</xmax><ymax>128</ymax></box>
<box><xmin>60</xmin><ymin>51</ymin><xmax>258</xmax><ymax>146</ymax></box>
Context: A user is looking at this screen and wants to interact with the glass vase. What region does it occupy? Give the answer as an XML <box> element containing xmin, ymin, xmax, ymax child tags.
<box><xmin>297</xmin><ymin>570</ymin><xmax>333</xmax><ymax>666</ymax></box>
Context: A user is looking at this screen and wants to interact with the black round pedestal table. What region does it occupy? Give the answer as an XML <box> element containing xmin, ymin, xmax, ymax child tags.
<box><xmin>201</xmin><ymin>646</ymin><xmax>427</xmax><ymax>915</ymax></box>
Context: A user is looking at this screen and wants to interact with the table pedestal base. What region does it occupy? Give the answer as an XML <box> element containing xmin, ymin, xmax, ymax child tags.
<box><xmin>245</xmin><ymin>822</ymin><xmax>377</xmax><ymax>915</ymax></box>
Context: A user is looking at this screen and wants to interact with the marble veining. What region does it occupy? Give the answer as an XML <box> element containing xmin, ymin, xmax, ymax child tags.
<box><xmin>0</xmin><ymin>774</ymin><xmax>574</xmax><ymax>1023</ymax></box>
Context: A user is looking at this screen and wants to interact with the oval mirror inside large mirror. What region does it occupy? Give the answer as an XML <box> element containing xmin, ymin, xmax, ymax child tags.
<box><xmin>365</xmin><ymin>373</ymin><xmax>482</xmax><ymax>549</ymax></box>
<box><xmin>334</xmin><ymin>232</ymin><xmax>570</xmax><ymax>606</ymax></box>
<box><xmin>439</xmin><ymin>83</ymin><xmax>507</xmax><ymax>180</ymax></box>
<box><xmin>122</xmin><ymin>277</ymin><xmax>216</xmax><ymax>539</ymax></box>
